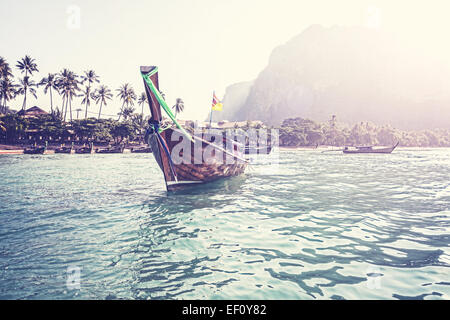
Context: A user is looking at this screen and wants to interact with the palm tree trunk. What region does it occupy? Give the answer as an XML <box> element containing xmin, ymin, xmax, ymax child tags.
<box><xmin>63</xmin><ymin>96</ymin><xmax>67</xmax><ymax>122</ymax></box>
<box><xmin>118</xmin><ymin>102</ymin><xmax>125</xmax><ymax>121</ymax></box>
<box><xmin>84</xmin><ymin>86</ymin><xmax>89</xmax><ymax>119</ymax></box>
<box><xmin>69</xmin><ymin>97</ymin><xmax>73</xmax><ymax>123</ymax></box>
<box><xmin>49</xmin><ymin>87</ymin><xmax>53</xmax><ymax>114</ymax></box>
<box><xmin>22</xmin><ymin>93</ymin><xmax>27</xmax><ymax>112</ymax></box>
<box><xmin>98</xmin><ymin>101</ymin><xmax>103</xmax><ymax>119</ymax></box>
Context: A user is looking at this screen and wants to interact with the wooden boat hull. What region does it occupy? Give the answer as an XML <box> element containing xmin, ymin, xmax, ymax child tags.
<box><xmin>343</xmin><ymin>142</ymin><xmax>399</xmax><ymax>154</ymax></box>
<box><xmin>141</xmin><ymin>65</ymin><xmax>247</xmax><ymax>191</ymax></box>
<box><xmin>24</xmin><ymin>147</ymin><xmax>46</xmax><ymax>154</ymax></box>
<box><xmin>75</xmin><ymin>147</ymin><xmax>94</xmax><ymax>154</ymax></box>
<box><xmin>148</xmin><ymin>128</ymin><xmax>247</xmax><ymax>191</ymax></box>
<box><xmin>131</xmin><ymin>147</ymin><xmax>152</xmax><ymax>153</ymax></box>
<box><xmin>55</xmin><ymin>147</ymin><xmax>74</xmax><ymax>154</ymax></box>
<box><xmin>95</xmin><ymin>146</ymin><xmax>124</xmax><ymax>154</ymax></box>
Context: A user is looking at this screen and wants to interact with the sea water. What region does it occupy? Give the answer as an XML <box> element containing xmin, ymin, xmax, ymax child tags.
<box><xmin>0</xmin><ymin>148</ymin><xmax>449</xmax><ymax>299</ymax></box>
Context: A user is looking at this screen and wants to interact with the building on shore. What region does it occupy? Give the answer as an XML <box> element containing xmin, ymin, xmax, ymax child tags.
<box><xmin>16</xmin><ymin>106</ymin><xmax>49</xmax><ymax>118</ymax></box>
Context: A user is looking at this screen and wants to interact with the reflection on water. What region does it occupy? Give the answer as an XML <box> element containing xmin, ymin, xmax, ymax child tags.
<box><xmin>0</xmin><ymin>150</ymin><xmax>449</xmax><ymax>299</ymax></box>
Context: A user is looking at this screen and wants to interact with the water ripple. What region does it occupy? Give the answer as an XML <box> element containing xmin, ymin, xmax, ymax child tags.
<box><xmin>0</xmin><ymin>149</ymin><xmax>449</xmax><ymax>299</ymax></box>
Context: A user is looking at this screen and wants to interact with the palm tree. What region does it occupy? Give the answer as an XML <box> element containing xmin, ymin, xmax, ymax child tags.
<box><xmin>172</xmin><ymin>98</ymin><xmax>184</xmax><ymax>118</ymax></box>
<box><xmin>116</xmin><ymin>83</ymin><xmax>136</xmax><ymax>121</ymax></box>
<box><xmin>57</xmin><ymin>69</ymin><xmax>69</xmax><ymax>120</ymax></box>
<box><xmin>121</xmin><ymin>106</ymin><xmax>135</xmax><ymax>121</ymax></box>
<box><xmin>0</xmin><ymin>57</ymin><xmax>13</xmax><ymax>80</ymax></box>
<box><xmin>93</xmin><ymin>85</ymin><xmax>112</xmax><ymax>119</ymax></box>
<box><xmin>57</xmin><ymin>69</ymin><xmax>79</xmax><ymax>122</ymax></box>
<box><xmin>39</xmin><ymin>73</ymin><xmax>59</xmax><ymax>113</ymax></box>
<box><xmin>16</xmin><ymin>77</ymin><xmax>37</xmax><ymax>110</ymax></box>
<box><xmin>0</xmin><ymin>78</ymin><xmax>17</xmax><ymax>114</ymax></box>
<box><xmin>16</xmin><ymin>55</ymin><xmax>38</xmax><ymax>111</ymax></box>
<box><xmin>80</xmin><ymin>86</ymin><xmax>94</xmax><ymax>119</ymax></box>
<box><xmin>81</xmin><ymin>70</ymin><xmax>100</xmax><ymax>119</ymax></box>
<box><xmin>137</xmin><ymin>92</ymin><xmax>147</xmax><ymax>118</ymax></box>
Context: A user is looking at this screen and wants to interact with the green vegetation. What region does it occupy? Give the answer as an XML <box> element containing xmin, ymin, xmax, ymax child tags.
<box><xmin>279</xmin><ymin>117</ymin><xmax>450</xmax><ymax>147</ymax></box>
<box><xmin>0</xmin><ymin>113</ymin><xmax>147</xmax><ymax>145</ymax></box>
<box><xmin>0</xmin><ymin>55</ymin><xmax>189</xmax><ymax>147</ymax></box>
<box><xmin>15</xmin><ymin>55</ymin><xmax>39</xmax><ymax>111</ymax></box>
<box><xmin>172</xmin><ymin>98</ymin><xmax>184</xmax><ymax>118</ymax></box>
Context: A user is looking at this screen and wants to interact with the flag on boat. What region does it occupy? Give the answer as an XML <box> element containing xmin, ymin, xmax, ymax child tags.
<box><xmin>212</xmin><ymin>91</ymin><xmax>223</xmax><ymax>111</ymax></box>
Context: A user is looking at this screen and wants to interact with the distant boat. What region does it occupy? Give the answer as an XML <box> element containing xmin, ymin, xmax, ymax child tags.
<box><xmin>24</xmin><ymin>142</ymin><xmax>47</xmax><ymax>155</ymax></box>
<box><xmin>343</xmin><ymin>142</ymin><xmax>399</xmax><ymax>154</ymax></box>
<box><xmin>141</xmin><ymin>66</ymin><xmax>247</xmax><ymax>191</ymax></box>
<box><xmin>131</xmin><ymin>146</ymin><xmax>152</xmax><ymax>153</ymax></box>
<box><xmin>244</xmin><ymin>145</ymin><xmax>272</xmax><ymax>154</ymax></box>
<box><xmin>95</xmin><ymin>145</ymin><xmax>125</xmax><ymax>154</ymax></box>
<box><xmin>75</xmin><ymin>143</ymin><xmax>94</xmax><ymax>154</ymax></box>
<box><xmin>55</xmin><ymin>143</ymin><xmax>74</xmax><ymax>154</ymax></box>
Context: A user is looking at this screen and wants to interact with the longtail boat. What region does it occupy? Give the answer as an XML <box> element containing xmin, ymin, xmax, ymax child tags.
<box><xmin>95</xmin><ymin>145</ymin><xmax>125</xmax><ymax>154</ymax></box>
<box><xmin>75</xmin><ymin>142</ymin><xmax>94</xmax><ymax>154</ymax></box>
<box><xmin>131</xmin><ymin>146</ymin><xmax>152</xmax><ymax>153</ymax></box>
<box><xmin>55</xmin><ymin>143</ymin><xmax>74</xmax><ymax>154</ymax></box>
<box><xmin>24</xmin><ymin>141</ymin><xmax>47</xmax><ymax>155</ymax></box>
<box><xmin>245</xmin><ymin>145</ymin><xmax>272</xmax><ymax>155</ymax></box>
<box><xmin>343</xmin><ymin>142</ymin><xmax>399</xmax><ymax>154</ymax></box>
<box><xmin>141</xmin><ymin>66</ymin><xmax>247</xmax><ymax>191</ymax></box>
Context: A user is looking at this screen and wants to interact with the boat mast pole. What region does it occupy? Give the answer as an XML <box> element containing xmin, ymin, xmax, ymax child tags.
<box><xmin>209</xmin><ymin>90</ymin><xmax>214</xmax><ymax>129</ymax></box>
<box><xmin>209</xmin><ymin>109</ymin><xmax>213</xmax><ymax>129</ymax></box>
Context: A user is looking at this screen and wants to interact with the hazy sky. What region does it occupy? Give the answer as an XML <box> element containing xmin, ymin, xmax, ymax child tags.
<box><xmin>1</xmin><ymin>0</ymin><xmax>450</xmax><ymax>120</ymax></box>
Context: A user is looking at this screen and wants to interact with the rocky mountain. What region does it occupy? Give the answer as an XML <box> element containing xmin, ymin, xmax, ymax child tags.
<box><xmin>216</xmin><ymin>81</ymin><xmax>253</xmax><ymax>121</ymax></box>
<box><xmin>216</xmin><ymin>25</ymin><xmax>450</xmax><ymax>130</ymax></box>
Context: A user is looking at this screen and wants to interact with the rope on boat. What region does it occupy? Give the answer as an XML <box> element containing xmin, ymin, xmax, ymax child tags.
<box><xmin>147</xmin><ymin>121</ymin><xmax>178</xmax><ymax>182</ymax></box>
<box><xmin>141</xmin><ymin>68</ymin><xmax>194</xmax><ymax>142</ymax></box>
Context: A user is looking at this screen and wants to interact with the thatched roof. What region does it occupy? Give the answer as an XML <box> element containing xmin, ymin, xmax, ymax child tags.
<box><xmin>17</xmin><ymin>106</ymin><xmax>48</xmax><ymax>118</ymax></box>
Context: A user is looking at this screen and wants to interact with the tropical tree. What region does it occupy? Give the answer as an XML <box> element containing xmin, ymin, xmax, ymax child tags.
<box><xmin>111</xmin><ymin>120</ymin><xmax>136</xmax><ymax>144</ymax></box>
<box><xmin>137</xmin><ymin>92</ymin><xmax>147</xmax><ymax>118</ymax></box>
<box><xmin>0</xmin><ymin>114</ymin><xmax>27</xmax><ymax>143</ymax></box>
<box><xmin>57</xmin><ymin>69</ymin><xmax>79</xmax><ymax>122</ymax></box>
<box><xmin>93</xmin><ymin>85</ymin><xmax>112</xmax><ymax>119</ymax></box>
<box><xmin>122</xmin><ymin>106</ymin><xmax>136</xmax><ymax>121</ymax></box>
<box><xmin>80</xmin><ymin>70</ymin><xmax>100</xmax><ymax>119</ymax></box>
<box><xmin>16</xmin><ymin>55</ymin><xmax>38</xmax><ymax>111</ymax></box>
<box><xmin>0</xmin><ymin>78</ymin><xmax>17</xmax><ymax>114</ymax></box>
<box><xmin>39</xmin><ymin>73</ymin><xmax>59</xmax><ymax>113</ymax></box>
<box><xmin>80</xmin><ymin>86</ymin><xmax>94</xmax><ymax>119</ymax></box>
<box><xmin>0</xmin><ymin>57</ymin><xmax>13</xmax><ymax>80</ymax></box>
<box><xmin>16</xmin><ymin>77</ymin><xmax>37</xmax><ymax>110</ymax></box>
<box><xmin>116</xmin><ymin>83</ymin><xmax>136</xmax><ymax>121</ymax></box>
<box><xmin>172</xmin><ymin>98</ymin><xmax>184</xmax><ymax>118</ymax></box>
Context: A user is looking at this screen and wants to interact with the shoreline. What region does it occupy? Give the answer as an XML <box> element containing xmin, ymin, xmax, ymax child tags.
<box><xmin>0</xmin><ymin>143</ymin><xmax>147</xmax><ymax>154</ymax></box>
<box><xmin>2</xmin><ymin>143</ymin><xmax>448</xmax><ymax>155</ymax></box>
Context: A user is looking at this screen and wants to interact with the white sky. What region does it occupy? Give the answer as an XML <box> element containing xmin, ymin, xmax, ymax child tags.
<box><xmin>1</xmin><ymin>0</ymin><xmax>450</xmax><ymax>120</ymax></box>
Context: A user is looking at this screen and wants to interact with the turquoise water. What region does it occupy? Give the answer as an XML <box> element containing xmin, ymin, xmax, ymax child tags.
<box><xmin>0</xmin><ymin>149</ymin><xmax>449</xmax><ymax>300</ymax></box>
